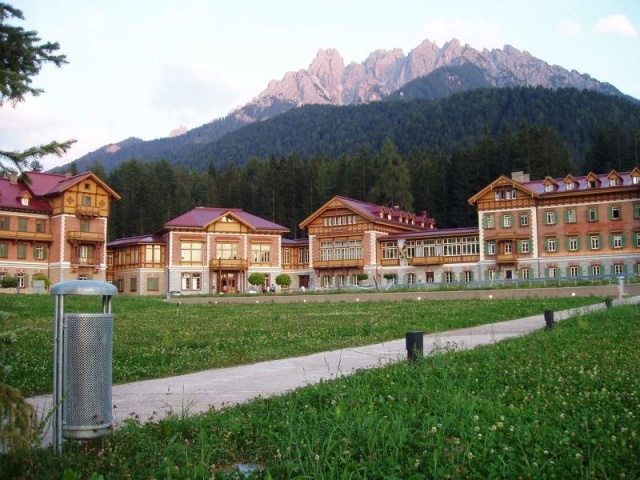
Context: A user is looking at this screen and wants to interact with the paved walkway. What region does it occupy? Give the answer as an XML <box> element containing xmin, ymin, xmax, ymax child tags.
<box><xmin>27</xmin><ymin>297</ymin><xmax>638</xmax><ymax>448</ymax></box>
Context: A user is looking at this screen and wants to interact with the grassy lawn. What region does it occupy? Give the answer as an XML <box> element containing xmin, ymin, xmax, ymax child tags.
<box><xmin>1</xmin><ymin>300</ymin><xmax>638</xmax><ymax>479</ymax></box>
<box><xmin>1</xmin><ymin>294</ymin><xmax>602</xmax><ymax>397</ymax></box>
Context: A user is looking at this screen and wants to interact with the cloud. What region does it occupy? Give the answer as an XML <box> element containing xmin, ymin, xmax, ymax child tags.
<box><xmin>594</xmin><ymin>14</ymin><xmax>638</xmax><ymax>37</ymax></box>
<box><xmin>557</xmin><ymin>19</ymin><xmax>581</xmax><ymax>37</ymax></box>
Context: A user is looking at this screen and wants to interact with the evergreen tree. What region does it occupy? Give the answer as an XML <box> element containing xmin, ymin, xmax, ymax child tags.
<box><xmin>369</xmin><ymin>137</ymin><xmax>414</xmax><ymax>210</ymax></box>
<box><xmin>0</xmin><ymin>3</ymin><xmax>75</xmax><ymax>172</ymax></box>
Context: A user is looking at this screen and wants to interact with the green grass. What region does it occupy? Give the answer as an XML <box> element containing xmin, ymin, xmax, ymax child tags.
<box><xmin>0</xmin><ymin>294</ymin><xmax>602</xmax><ymax>397</ymax></box>
<box><xmin>3</xmin><ymin>302</ymin><xmax>639</xmax><ymax>479</ymax></box>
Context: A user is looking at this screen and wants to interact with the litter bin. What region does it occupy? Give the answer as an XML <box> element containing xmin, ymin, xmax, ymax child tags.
<box><xmin>50</xmin><ymin>280</ymin><xmax>117</xmax><ymax>453</ymax></box>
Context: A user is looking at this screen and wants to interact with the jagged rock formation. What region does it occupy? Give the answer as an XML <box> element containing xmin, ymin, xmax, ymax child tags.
<box><xmin>234</xmin><ymin>38</ymin><xmax>620</xmax><ymax>122</ymax></box>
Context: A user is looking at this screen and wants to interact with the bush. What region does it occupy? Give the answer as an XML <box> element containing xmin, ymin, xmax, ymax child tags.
<box><xmin>275</xmin><ymin>274</ymin><xmax>291</xmax><ymax>288</ymax></box>
<box><xmin>356</xmin><ymin>273</ymin><xmax>369</xmax><ymax>282</ymax></box>
<box><xmin>1</xmin><ymin>276</ymin><xmax>18</xmax><ymax>289</ymax></box>
<box><xmin>247</xmin><ymin>273</ymin><xmax>266</xmax><ymax>287</ymax></box>
<box><xmin>31</xmin><ymin>273</ymin><xmax>50</xmax><ymax>289</ymax></box>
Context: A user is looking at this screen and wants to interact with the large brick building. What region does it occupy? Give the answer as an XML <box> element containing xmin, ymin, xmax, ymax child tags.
<box><xmin>107</xmin><ymin>168</ymin><xmax>640</xmax><ymax>295</ymax></box>
<box><xmin>0</xmin><ymin>171</ymin><xmax>120</xmax><ymax>292</ymax></box>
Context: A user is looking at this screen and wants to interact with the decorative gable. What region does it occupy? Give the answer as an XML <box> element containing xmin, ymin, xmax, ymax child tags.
<box><xmin>584</xmin><ymin>172</ymin><xmax>602</xmax><ymax>189</ymax></box>
<box><xmin>563</xmin><ymin>174</ymin><xmax>578</xmax><ymax>191</ymax></box>
<box><xmin>542</xmin><ymin>177</ymin><xmax>558</xmax><ymax>193</ymax></box>
<box><xmin>607</xmin><ymin>170</ymin><xmax>621</xmax><ymax>187</ymax></box>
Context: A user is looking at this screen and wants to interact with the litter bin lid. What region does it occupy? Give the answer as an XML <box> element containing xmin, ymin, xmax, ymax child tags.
<box><xmin>50</xmin><ymin>280</ymin><xmax>118</xmax><ymax>296</ymax></box>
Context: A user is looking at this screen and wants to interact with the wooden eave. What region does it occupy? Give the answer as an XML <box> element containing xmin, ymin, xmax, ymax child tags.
<box><xmin>203</xmin><ymin>210</ymin><xmax>255</xmax><ymax>232</ymax></box>
<box><xmin>49</xmin><ymin>172</ymin><xmax>121</xmax><ymax>199</ymax></box>
<box><xmin>299</xmin><ymin>196</ymin><xmax>359</xmax><ymax>229</ymax></box>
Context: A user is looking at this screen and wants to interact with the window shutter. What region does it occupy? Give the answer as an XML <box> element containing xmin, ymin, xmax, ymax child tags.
<box><xmin>469</xmin><ymin>271</ymin><xmax>474</xmax><ymax>281</ymax></box>
<box><xmin>576</xmin><ymin>237</ymin><xmax>581</xmax><ymax>251</ymax></box>
<box><xmin>578</xmin><ymin>266</ymin><xmax>583</xmax><ymax>276</ymax></box>
<box><xmin>544</xmin><ymin>267</ymin><xmax>549</xmax><ymax>277</ymax></box>
<box><xmin>564</xmin><ymin>209</ymin><xmax>569</xmax><ymax>223</ymax></box>
<box><xmin>44</xmin><ymin>247</ymin><xmax>48</xmax><ymax>260</ymax></box>
<box><xmin>482</xmin><ymin>216</ymin><xmax>488</xmax><ymax>228</ymax></box>
<box><xmin>517</xmin><ymin>241</ymin><xmax>522</xmax><ymax>253</ymax></box>
<box><xmin>607</xmin><ymin>206</ymin><xmax>613</xmax><ymax>220</ymax></box>
<box><xmin>543</xmin><ymin>238</ymin><xmax>548</xmax><ymax>252</ymax></box>
<box><xmin>621</xmin><ymin>234</ymin><xmax>626</xmax><ymax>248</ymax></box>
<box><xmin>499</xmin><ymin>215</ymin><xmax>504</xmax><ymax>228</ymax></box>
<box><xmin>623</xmin><ymin>264</ymin><xmax>628</xmax><ymax>274</ymax></box>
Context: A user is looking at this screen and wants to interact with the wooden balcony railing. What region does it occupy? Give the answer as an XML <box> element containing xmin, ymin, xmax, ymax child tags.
<box><xmin>496</xmin><ymin>253</ymin><xmax>517</xmax><ymax>264</ymax></box>
<box><xmin>209</xmin><ymin>258</ymin><xmax>249</xmax><ymax>270</ymax></box>
<box><xmin>76</xmin><ymin>205</ymin><xmax>102</xmax><ymax>217</ymax></box>
<box><xmin>66</xmin><ymin>231</ymin><xmax>105</xmax><ymax>242</ymax></box>
<box><xmin>0</xmin><ymin>230</ymin><xmax>54</xmax><ymax>242</ymax></box>
<box><xmin>313</xmin><ymin>259</ymin><xmax>364</xmax><ymax>269</ymax></box>
<box><xmin>71</xmin><ymin>257</ymin><xmax>99</xmax><ymax>266</ymax></box>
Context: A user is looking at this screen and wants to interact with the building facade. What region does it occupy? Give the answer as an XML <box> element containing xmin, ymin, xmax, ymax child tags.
<box><xmin>107</xmin><ymin>169</ymin><xmax>640</xmax><ymax>296</ymax></box>
<box><xmin>0</xmin><ymin>171</ymin><xmax>120</xmax><ymax>292</ymax></box>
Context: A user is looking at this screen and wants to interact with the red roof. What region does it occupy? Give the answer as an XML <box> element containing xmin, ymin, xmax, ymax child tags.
<box><xmin>164</xmin><ymin>207</ymin><xmax>290</xmax><ymax>233</ymax></box>
<box><xmin>0</xmin><ymin>174</ymin><xmax>53</xmax><ymax>212</ymax></box>
<box><xmin>107</xmin><ymin>234</ymin><xmax>165</xmax><ymax>248</ymax></box>
<box><xmin>523</xmin><ymin>171</ymin><xmax>640</xmax><ymax>195</ymax></box>
<box><xmin>332</xmin><ymin>195</ymin><xmax>436</xmax><ymax>229</ymax></box>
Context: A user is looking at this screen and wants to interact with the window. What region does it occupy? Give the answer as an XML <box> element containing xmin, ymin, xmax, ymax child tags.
<box><xmin>633</xmin><ymin>174</ymin><xmax>640</xmax><ymax>185</ymax></box>
<box><xmin>610</xmin><ymin>177</ymin><xmax>618</xmax><ymax>186</ymax></box>
<box><xmin>504</xmin><ymin>242</ymin><xmax>512</xmax><ymax>254</ymax></box>
<box><xmin>544</xmin><ymin>184</ymin><xmax>553</xmax><ymax>192</ymax></box>
<box><xmin>565</xmin><ymin>208</ymin><xmax>576</xmax><ymax>223</ymax></box>
<box><xmin>0</xmin><ymin>242</ymin><xmax>7</xmax><ymax>258</ymax></box>
<box><xmin>502</xmin><ymin>215</ymin><xmax>512</xmax><ymax>228</ymax></box>
<box><xmin>569</xmin><ymin>266</ymin><xmax>579</xmax><ymax>277</ymax></box>
<box><xmin>546</xmin><ymin>238</ymin><xmax>557</xmax><ymax>252</ymax></box>
<box><xmin>18</xmin><ymin>218</ymin><xmax>27</xmax><ymax>232</ymax></box>
<box><xmin>17</xmin><ymin>274</ymin><xmax>25</xmax><ymax>288</ymax></box>
<box><xmin>82</xmin><ymin>195</ymin><xmax>92</xmax><ymax>206</ymax></box>
<box><xmin>488</xmin><ymin>269</ymin><xmax>497</xmax><ymax>280</ymax></box>
<box><xmin>0</xmin><ymin>216</ymin><xmax>8</xmax><ymax>230</ymax></box>
<box><xmin>636</xmin><ymin>232</ymin><xmax>640</xmax><ymax>248</ymax></box>
<box><xmin>610</xmin><ymin>206</ymin><xmax>621</xmax><ymax>220</ymax></box>
<box><xmin>568</xmin><ymin>236</ymin><xmax>578</xmax><ymax>251</ymax></box>
<box><xmin>36</xmin><ymin>219</ymin><xmax>46</xmax><ymax>233</ymax></box>
<box><xmin>444</xmin><ymin>271</ymin><xmax>454</xmax><ymax>283</ymax></box>
<box><xmin>614</xmin><ymin>264</ymin><xmax>625</xmax><ymax>275</ymax></box>
<box><xmin>407</xmin><ymin>273</ymin><xmax>416</xmax><ymax>284</ymax></box>
<box><xmin>441</xmin><ymin>236</ymin><xmax>479</xmax><ymax>256</ymax></box>
<box><xmin>548</xmin><ymin>267</ymin><xmax>557</xmax><ymax>278</ymax></box>
<box><xmin>545</xmin><ymin>211</ymin><xmax>556</xmax><ymax>225</ymax></box>
<box><xmin>251</xmin><ymin>243</ymin><xmax>271</xmax><ymax>264</ymax></box>
<box><xmin>520</xmin><ymin>268</ymin><xmax>531</xmax><ymax>279</ymax></box>
<box><xmin>566</xmin><ymin>182</ymin><xmax>574</xmax><ymax>190</ymax></box>
<box><xmin>635</xmin><ymin>204</ymin><xmax>640</xmax><ymax>219</ymax></box>
<box><xmin>181</xmin><ymin>273</ymin><xmax>201</xmax><ymax>291</ymax></box>
<box><xmin>381</xmin><ymin>241</ymin><xmax>398</xmax><ymax>260</ymax></box>
<box><xmin>80</xmin><ymin>220</ymin><xmax>90</xmax><ymax>232</ymax></box>
<box><xmin>282</xmin><ymin>248</ymin><xmax>291</xmax><ymax>264</ymax></box>
<box><xmin>487</xmin><ymin>241</ymin><xmax>496</xmax><ymax>255</ymax></box>
<box><xmin>587</xmin><ymin>207</ymin><xmax>598</xmax><ymax>222</ymax></box>
<box><xmin>17</xmin><ymin>243</ymin><xmax>26</xmax><ymax>259</ymax></box>
<box><xmin>592</xmin><ymin>265</ymin><xmax>601</xmax><ymax>276</ymax></box>
<box><xmin>145</xmin><ymin>245</ymin><xmax>162</xmax><ymax>263</ymax></box>
<box><xmin>181</xmin><ymin>241</ymin><xmax>202</xmax><ymax>265</ymax></box>
<box><xmin>485</xmin><ymin>215</ymin><xmax>495</xmax><ymax>229</ymax></box>
<box><xmin>34</xmin><ymin>245</ymin><xmax>45</xmax><ymax>260</ymax></box>
<box><xmin>216</xmin><ymin>242</ymin><xmax>238</xmax><ymax>260</ymax></box>
<box><xmin>520</xmin><ymin>240</ymin><xmax>530</xmax><ymax>253</ymax></box>
<box><xmin>590</xmin><ymin>235</ymin><xmax>600</xmax><ymax>250</ymax></box>
<box><xmin>79</xmin><ymin>244</ymin><xmax>94</xmax><ymax>263</ymax></box>
<box><xmin>520</xmin><ymin>213</ymin><xmax>528</xmax><ymax>227</ymax></box>
<box><xmin>147</xmin><ymin>277</ymin><xmax>159</xmax><ymax>291</ymax></box>
<box><xmin>463</xmin><ymin>271</ymin><xmax>473</xmax><ymax>282</ymax></box>
<box><xmin>612</xmin><ymin>234</ymin><xmax>623</xmax><ymax>249</ymax></box>
<box><xmin>298</xmin><ymin>248</ymin><xmax>309</xmax><ymax>264</ymax></box>
<box><xmin>130</xmin><ymin>277</ymin><xmax>137</xmax><ymax>292</ymax></box>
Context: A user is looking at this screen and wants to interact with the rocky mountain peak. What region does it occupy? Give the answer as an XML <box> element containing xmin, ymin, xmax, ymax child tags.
<box><xmin>233</xmin><ymin>37</ymin><xmax>620</xmax><ymax>123</ymax></box>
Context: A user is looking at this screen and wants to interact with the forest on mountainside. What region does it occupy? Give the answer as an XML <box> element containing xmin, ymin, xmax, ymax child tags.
<box><xmin>70</xmin><ymin>86</ymin><xmax>640</xmax><ymax>175</ymax></box>
<box><xmin>99</xmin><ymin>119</ymin><xmax>639</xmax><ymax>241</ymax></box>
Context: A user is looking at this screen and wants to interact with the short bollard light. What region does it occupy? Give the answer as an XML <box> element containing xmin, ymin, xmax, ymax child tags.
<box><xmin>406</xmin><ymin>331</ymin><xmax>424</xmax><ymax>361</ymax></box>
<box><xmin>544</xmin><ymin>309</ymin><xmax>555</xmax><ymax>329</ymax></box>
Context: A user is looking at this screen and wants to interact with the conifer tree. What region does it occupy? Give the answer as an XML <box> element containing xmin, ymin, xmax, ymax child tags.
<box><xmin>0</xmin><ymin>3</ymin><xmax>75</xmax><ymax>172</ymax></box>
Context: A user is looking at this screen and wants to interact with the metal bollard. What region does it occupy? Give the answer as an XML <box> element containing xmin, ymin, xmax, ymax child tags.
<box><xmin>406</xmin><ymin>331</ymin><xmax>424</xmax><ymax>361</ymax></box>
<box><xmin>544</xmin><ymin>309</ymin><xmax>554</xmax><ymax>329</ymax></box>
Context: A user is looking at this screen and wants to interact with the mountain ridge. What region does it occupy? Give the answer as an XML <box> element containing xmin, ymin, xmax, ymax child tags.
<box><xmin>63</xmin><ymin>38</ymin><xmax>626</xmax><ymax>173</ymax></box>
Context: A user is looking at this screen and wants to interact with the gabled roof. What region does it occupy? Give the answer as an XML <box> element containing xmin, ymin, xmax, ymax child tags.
<box><xmin>300</xmin><ymin>195</ymin><xmax>436</xmax><ymax>231</ymax></box>
<box><xmin>384</xmin><ymin>226</ymin><xmax>479</xmax><ymax>240</ymax></box>
<box><xmin>468</xmin><ymin>175</ymin><xmax>539</xmax><ymax>205</ymax></box>
<box><xmin>163</xmin><ymin>207</ymin><xmax>289</xmax><ymax>233</ymax></box>
<box><xmin>107</xmin><ymin>234</ymin><xmax>165</xmax><ymax>248</ymax></box>
<box><xmin>0</xmin><ymin>175</ymin><xmax>52</xmax><ymax>212</ymax></box>
<box><xmin>27</xmin><ymin>171</ymin><xmax>120</xmax><ymax>199</ymax></box>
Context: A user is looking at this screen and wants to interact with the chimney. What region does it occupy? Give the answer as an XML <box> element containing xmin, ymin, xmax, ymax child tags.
<box><xmin>511</xmin><ymin>171</ymin><xmax>530</xmax><ymax>183</ymax></box>
<box><xmin>65</xmin><ymin>172</ymin><xmax>71</xmax><ymax>180</ymax></box>
<box><xmin>10</xmin><ymin>172</ymin><xmax>18</xmax><ymax>185</ymax></box>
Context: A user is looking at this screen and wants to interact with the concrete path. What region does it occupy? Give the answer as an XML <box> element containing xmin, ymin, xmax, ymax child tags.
<box><xmin>27</xmin><ymin>297</ymin><xmax>638</xmax><ymax>448</ymax></box>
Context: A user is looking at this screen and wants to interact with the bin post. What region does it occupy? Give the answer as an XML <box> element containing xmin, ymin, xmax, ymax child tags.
<box><xmin>544</xmin><ymin>309</ymin><xmax>554</xmax><ymax>329</ymax></box>
<box><xmin>51</xmin><ymin>280</ymin><xmax>117</xmax><ymax>454</ymax></box>
<box><xmin>406</xmin><ymin>331</ymin><xmax>424</xmax><ymax>361</ymax></box>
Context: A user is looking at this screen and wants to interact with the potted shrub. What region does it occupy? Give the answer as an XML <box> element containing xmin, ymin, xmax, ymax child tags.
<box><xmin>275</xmin><ymin>274</ymin><xmax>291</xmax><ymax>290</ymax></box>
<box><xmin>356</xmin><ymin>272</ymin><xmax>368</xmax><ymax>284</ymax></box>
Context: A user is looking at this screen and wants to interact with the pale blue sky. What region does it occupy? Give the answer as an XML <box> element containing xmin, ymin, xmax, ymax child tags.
<box><xmin>2</xmin><ymin>0</ymin><xmax>639</xmax><ymax>169</ymax></box>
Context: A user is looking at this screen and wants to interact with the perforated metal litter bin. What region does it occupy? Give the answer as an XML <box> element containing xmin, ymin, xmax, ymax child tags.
<box><xmin>51</xmin><ymin>280</ymin><xmax>117</xmax><ymax>453</ymax></box>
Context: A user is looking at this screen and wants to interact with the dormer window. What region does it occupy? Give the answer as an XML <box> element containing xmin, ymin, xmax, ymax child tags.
<box><xmin>610</xmin><ymin>177</ymin><xmax>618</xmax><ymax>186</ymax></box>
<box><xmin>544</xmin><ymin>184</ymin><xmax>553</xmax><ymax>192</ymax></box>
<box><xmin>633</xmin><ymin>175</ymin><xmax>640</xmax><ymax>185</ymax></box>
<box><xmin>588</xmin><ymin>180</ymin><xmax>596</xmax><ymax>188</ymax></box>
<box><xmin>565</xmin><ymin>182</ymin><xmax>574</xmax><ymax>190</ymax></box>
<box><xmin>21</xmin><ymin>197</ymin><xmax>29</xmax><ymax>206</ymax></box>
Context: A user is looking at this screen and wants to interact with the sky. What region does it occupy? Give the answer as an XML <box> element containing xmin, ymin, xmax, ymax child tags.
<box><xmin>2</xmin><ymin>0</ymin><xmax>639</xmax><ymax>170</ymax></box>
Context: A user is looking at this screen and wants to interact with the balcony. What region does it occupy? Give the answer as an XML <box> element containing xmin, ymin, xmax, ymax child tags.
<box><xmin>496</xmin><ymin>253</ymin><xmax>517</xmax><ymax>264</ymax></box>
<box><xmin>76</xmin><ymin>205</ymin><xmax>101</xmax><ymax>217</ymax></box>
<box><xmin>67</xmin><ymin>231</ymin><xmax>105</xmax><ymax>242</ymax></box>
<box><xmin>409</xmin><ymin>255</ymin><xmax>480</xmax><ymax>266</ymax></box>
<box><xmin>71</xmin><ymin>256</ymin><xmax>99</xmax><ymax>266</ymax></box>
<box><xmin>313</xmin><ymin>259</ymin><xmax>364</xmax><ymax>269</ymax></box>
<box><xmin>0</xmin><ymin>230</ymin><xmax>54</xmax><ymax>242</ymax></box>
<box><xmin>209</xmin><ymin>258</ymin><xmax>249</xmax><ymax>270</ymax></box>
